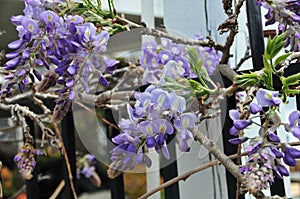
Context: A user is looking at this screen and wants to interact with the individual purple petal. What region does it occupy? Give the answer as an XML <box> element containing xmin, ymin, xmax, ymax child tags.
<box><xmin>277</xmin><ymin>164</ymin><xmax>289</xmax><ymax>177</ymax></box>
<box><xmin>249</xmin><ymin>102</ymin><xmax>262</xmax><ymax>114</ymax></box>
<box><xmin>286</xmin><ymin>147</ymin><xmax>300</xmax><ymax>158</ymax></box>
<box><xmin>35</xmin><ymin>59</ymin><xmax>43</xmax><ymax>66</ymax></box>
<box><xmin>229</xmin><ymin>110</ymin><xmax>240</xmax><ymax>120</ymax></box>
<box><xmin>268</xmin><ymin>132</ymin><xmax>281</xmax><ymax>142</ymax></box>
<box><xmin>69</xmin><ymin>90</ymin><xmax>75</xmax><ymax>99</ymax></box>
<box><xmin>66</xmin><ymin>78</ymin><xmax>74</xmax><ymax>87</ymax></box>
<box><xmin>144</xmin><ymin>154</ymin><xmax>152</xmax><ymax>167</ymax></box>
<box><xmin>8</xmin><ymin>39</ymin><xmax>23</xmax><ymax>49</ymax></box>
<box><xmin>146</xmin><ymin>136</ymin><xmax>156</xmax><ymax>148</ymax></box>
<box><xmin>67</xmin><ymin>65</ymin><xmax>77</xmax><ymax>75</ymax></box>
<box><xmin>151</xmin><ymin>89</ymin><xmax>171</xmax><ymax>110</ymax></box>
<box><xmin>135</xmin><ymin>152</ymin><xmax>143</xmax><ymax>164</ymax></box>
<box><xmin>283</xmin><ymin>152</ymin><xmax>297</xmax><ymax>166</ymax></box>
<box><xmin>138</xmin><ymin>121</ymin><xmax>158</xmax><ymax>135</ymax></box>
<box><xmin>288</xmin><ymin>111</ymin><xmax>300</xmax><ymax>126</ymax></box>
<box><xmin>292</xmin><ymin>126</ymin><xmax>300</xmax><ymax>138</ymax></box>
<box><xmin>18</xmin><ymin>68</ymin><xmax>27</xmax><ymax>76</ymax></box>
<box><xmin>6</xmin><ymin>51</ymin><xmax>19</xmax><ymax>59</ymax></box>
<box><xmin>22</xmin><ymin>49</ymin><xmax>30</xmax><ymax>60</ymax></box>
<box><xmin>98</xmin><ymin>76</ymin><xmax>109</xmax><ymax>87</ymax></box>
<box><xmin>33</xmin><ymin>69</ymin><xmax>42</xmax><ymax>81</ymax></box>
<box><xmin>21</xmin><ymin>18</ymin><xmax>40</xmax><ymax>35</ymax></box>
<box><xmin>229</xmin><ymin>137</ymin><xmax>248</xmax><ymax>145</ymax></box>
<box><xmin>271</xmin><ymin>147</ymin><xmax>283</xmax><ymax>158</ymax></box>
<box><xmin>23</xmin><ymin>77</ymin><xmax>29</xmax><ymax>84</ymax></box>
<box><xmin>233</xmin><ymin>119</ymin><xmax>252</xmax><ymax>130</ymax></box>
<box><xmin>4</xmin><ymin>73</ymin><xmax>14</xmax><ymax>79</ymax></box>
<box><xmin>229</xmin><ymin>126</ymin><xmax>239</xmax><ymax>136</ymax></box>
<box><xmin>156</xmin><ymin>134</ymin><xmax>165</xmax><ymax>145</ymax></box>
<box><xmin>177</xmin><ymin>138</ymin><xmax>190</xmax><ymax>152</ymax></box>
<box><xmin>66</xmin><ymin>15</ymin><xmax>84</xmax><ymax>24</ymax></box>
<box><xmin>170</xmin><ymin>94</ymin><xmax>186</xmax><ymax>114</ymax></box>
<box><xmin>174</xmin><ymin>113</ymin><xmax>197</xmax><ymax>129</ymax></box>
<box><xmin>154</xmin><ymin>119</ymin><xmax>174</xmax><ymax>135</ymax></box>
<box><xmin>40</xmin><ymin>10</ymin><xmax>59</xmax><ymax>23</ymax></box>
<box><xmin>127</xmin><ymin>143</ymin><xmax>136</xmax><ymax>153</ymax></box>
<box><xmin>19</xmin><ymin>83</ymin><xmax>26</xmax><ymax>93</ymax></box>
<box><xmin>161</xmin><ymin>144</ymin><xmax>170</xmax><ymax>159</ymax></box>
<box><xmin>112</xmin><ymin>133</ymin><xmax>130</xmax><ymax>144</ymax></box>
<box><xmin>5</xmin><ymin>57</ymin><xmax>20</xmax><ymax>69</ymax></box>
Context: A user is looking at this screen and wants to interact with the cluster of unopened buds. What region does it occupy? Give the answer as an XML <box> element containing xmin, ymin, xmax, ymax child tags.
<box><xmin>13</xmin><ymin>143</ymin><xmax>43</xmax><ymax>180</ymax></box>
<box><xmin>228</xmin><ymin>87</ymin><xmax>300</xmax><ymax>195</ymax></box>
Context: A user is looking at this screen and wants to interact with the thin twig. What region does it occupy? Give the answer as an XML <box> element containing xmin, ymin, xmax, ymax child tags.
<box><xmin>141</xmin><ymin>28</ymin><xmax>225</xmax><ymax>52</ymax></box>
<box><xmin>139</xmin><ymin>141</ymin><xmax>300</xmax><ymax>199</ymax></box>
<box><xmin>116</xmin><ymin>16</ymin><xmax>142</xmax><ymax>28</ymax></box>
<box><xmin>220</xmin><ymin>0</ymin><xmax>246</xmax><ymax>64</ymax></box>
<box><xmin>75</xmin><ymin>101</ymin><xmax>120</xmax><ymax>130</ymax></box>
<box><xmin>49</xmin><ymin>180</ymin><xmax>65</xmax><ymax>199</ymax></box>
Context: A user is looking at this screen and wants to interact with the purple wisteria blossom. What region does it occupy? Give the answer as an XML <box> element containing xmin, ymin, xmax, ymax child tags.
<box><xmin>14</xmin><ymin>143</ymin><xmax>43</xmax><ymax>180</ymax></box>
<box><xmin>140</xmin><ymin>36</ymin><xmax>221</xmax><ymax>84</ymax></box>
<box><xmin>1</xmin><ymin>0</ymin><xmax>119</xmax><ymax>121</ymax></box>
<box><xmin>285</xmin><ymin>110</ymin><xmax>300</xmax><ymax>138</ymax></box>
<box><xmin>256</xmin><ymin>88</ymin><xmax>282</xmax><ymax>107</ymax></box>
<box><xmin>108</xmin><ymin>86</ymin><xmax>198</xmax><ymax>178</ymax></box>
<box><xmin>257</xmin><ymin>0</ymin><xmax>300</xmax><ymax>51</ymax></box>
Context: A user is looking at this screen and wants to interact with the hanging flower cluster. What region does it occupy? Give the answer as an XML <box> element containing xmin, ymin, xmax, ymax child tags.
<box><xmin>1</xmin><ymin>0</ymin><xmax>118</xmax><ymax>121</ymax></box>
<box><xmin>140</xmin><ymin>37</ymin><xmax>221</xmax><ymax>84</ymax></box>
<box><xmin>257</xmin><ymin>0</ymin><xmax>300</xmax><ymax>51</ymax></box>
<box><xmin>228</xmin><ymin>88</ymin><xmax>300</xmax><ymax>195</ymax></box>
<box><xmin>108</xmin><ymin>85</ymin><xmax>198</xmax><ymax>178</ymax></box>
<box><xmin>13</xmin><ymin>143</ymin><xmax>44</xmax><ymax>180</ymax></box>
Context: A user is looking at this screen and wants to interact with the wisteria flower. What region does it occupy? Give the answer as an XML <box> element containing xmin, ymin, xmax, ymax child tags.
<box><xmin>174</xmin><ymin>113</ymin><xmax>197</xmax><ymax>152</ymax></box>
<box><xmin>283</xmin><ymin>145</ymin><xmax>300</xmax><ymax>166</ymax></box>
<box><xmin>256</xmin><ymin>88</ymin><xmax>282</xmax><ymax>107</ymax></box>
<box><xmin>285</xmin><ymin>110</ymin><xmax>300</xmax><ymax>138</ymax></box>
<box><xmin>249</xmin><ymin>102</ymin><xmax>262</xmax><ymax>114</ymax></box>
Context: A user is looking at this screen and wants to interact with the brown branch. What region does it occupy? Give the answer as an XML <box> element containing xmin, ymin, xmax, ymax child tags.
<box><xmin>220</xmin><ymin>0</ymin><xmax>246</xmax><ymax>64</ymax></box>
<box><xmin>75</xmin><ymin>101</ymin><xmax>120</xmax><ymax>130</ymax></box>
<box><xmin>138</xmin><ymin>159</ymin><xmax>220</xmax><ymax>199</ymax></box>
<box><xmin>139</xmin><ymin>141</ymin><xmax>300</xmax><ymax>199</ymax></box>
<box><xmin>141</xmin><ymin>28</ymin><xmax>226</xmax><ymax>52</ymax></box>
<box><xmin>192</xmin><ymin>127</ymin><xmax>242</xmax><ymax>179</ymax></box>
<box><xmin>217</xmin><ymin>64</ymin><xmax>238</xmax><ymax>81</ymax></box>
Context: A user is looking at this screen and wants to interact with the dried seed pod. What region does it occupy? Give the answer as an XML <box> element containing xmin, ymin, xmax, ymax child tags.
<box><xmin>36</xmin><ymin>71</ymin><xmax>58</xmax><ymax>92</ymax></box>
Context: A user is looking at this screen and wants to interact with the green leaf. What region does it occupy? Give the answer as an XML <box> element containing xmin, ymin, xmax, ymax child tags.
<box><xmin>265</xmin><ymin>36</ymin><xmax>273</xmax><ymax>60</ymax></box>
<box><xmin>262</xmin><ymin>69</ymin><xmax>273</xmax><ymax>89</ymax></box>
<box><xmin>270</xmin><ymin>40</ymin><xmax>286</xmax><ymax>59</ymax></box>
<box><xmin>234</xmin><ymin>72</ymin><xmax>261</xmax><ymax>87</ymax></box>
<box><xmin>187</xmin><ymin>48</ymin><xmax>208</xmax><ymax>87</ymax></box>
<box><xmin>274</xmin><ymin>53</ymin><xmax>291</xmax><ymax>65</ymax></box>
<box><xmin>281</xmin><ymin>72</ymin><xmax>300</xmax><ymax>86</ymax></box>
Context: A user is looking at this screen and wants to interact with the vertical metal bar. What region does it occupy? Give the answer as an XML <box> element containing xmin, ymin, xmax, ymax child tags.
<box><xmin>25</xmin><ymin>117</ymin><xmax>40</xmax><ymax>199</ymax></box>
<box><xmin>61</xmin><ymin>110</ymin><xmax>77</xmax><ymax>198</ymax></box>
<box><xmin>160</xmin><ymin>136</ymin><xmax>180</xmax><ymax>199</ymax></box>
<box><xmin>246</xmin><ymin>0</ymin><xmax>265</xmax><ymax>70</ymax></box>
